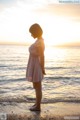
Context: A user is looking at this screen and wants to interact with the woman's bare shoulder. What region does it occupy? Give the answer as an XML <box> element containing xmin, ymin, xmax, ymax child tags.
<box><xmin>35</xmin><ymin>38</ymin><xmax>44</xmax><ymax>48</ymax></box>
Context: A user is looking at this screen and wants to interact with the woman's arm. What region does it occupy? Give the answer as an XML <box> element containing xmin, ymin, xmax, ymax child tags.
<box><xmin>37</xmin><ymin>46</ymin><xmax>46</xmax><ymax>75</ymax></box>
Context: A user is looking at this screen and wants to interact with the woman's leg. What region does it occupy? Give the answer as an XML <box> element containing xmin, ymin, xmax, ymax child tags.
<box><xmin>32</xmin><ymin>81</ymin><xmax>42</xmax><ymax>110</ymax></box>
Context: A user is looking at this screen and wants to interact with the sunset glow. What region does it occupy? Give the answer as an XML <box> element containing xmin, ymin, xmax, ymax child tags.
<box><xmin>0</xmin><ymin>0</ymin><xmax>80</xmax><ymax>46</ymax></box>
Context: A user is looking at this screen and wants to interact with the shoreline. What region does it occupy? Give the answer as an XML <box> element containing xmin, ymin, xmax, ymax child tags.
<box><xmin>0</xmin><ymin>102</ymin><xmax>80</xmax><ymax>120</ymax></box>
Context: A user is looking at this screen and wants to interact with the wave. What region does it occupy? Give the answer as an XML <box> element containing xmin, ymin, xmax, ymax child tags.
<box><xmin>0</xmin><ymin>97</ymin><xmax>80</xmax><ymax>104</ymax></box>
<box><xmin>45</xmin><ymin>67</ymin><xmax>70</xmax><ymax>70</ymax></box>
<box><xmin>45</xmin><ymin>76</ymin><xmax>80</xmax><ymax>80</ymax></box>
<box><xmin>0</xmin><ymin>78</ymin><xmax>26</xmax><ymax>85</ymax></box>
<box><xmin>0</xmin><ymin>65</ymin><xmax>8</xmax><ymax>67</ymax></box>
<box><xmin>0</xmin><ymin>76</ymin><xmax>80</xmax><ymax>85</ymax></box>
<box><xmin>0</xmin><ymin>65</ymin><xmax>26</xmax><ymax>70</ymax></box>
<box><xmin>0</xmin><ymin>65</ymin><xmax>71</xmax><ymax>70</ymax></box>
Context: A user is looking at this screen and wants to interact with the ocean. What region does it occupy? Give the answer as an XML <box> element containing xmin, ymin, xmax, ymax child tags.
<box><xmin>0</xmin><ymin>45</ymin><xmax>80</xmax><ymax>103</ymax></box>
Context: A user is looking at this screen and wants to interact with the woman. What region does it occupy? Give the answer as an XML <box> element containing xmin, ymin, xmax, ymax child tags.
<box><xmin>26</xmin><ymin>23</ymin><xmax>45</xmax><ymax>111</ymax></box>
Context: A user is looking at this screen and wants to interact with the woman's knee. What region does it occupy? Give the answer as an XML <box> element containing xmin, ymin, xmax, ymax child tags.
<box><xmin>33</xmin><ymin>82</ymin><xmax>41</xmax><ymax>89</ymax></box>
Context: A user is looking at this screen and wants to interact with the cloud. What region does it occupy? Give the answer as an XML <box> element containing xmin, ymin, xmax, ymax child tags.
<box><xmin>0</xmin><ymin>0</ymin><xmax>46</xmax><ymax>12</ymax></box>
<box><xmin>0</xmin><ymin>0</ymin><xmax>17</xmax><ymax>11</ymax></box>
<box><xmin>0</xmin><ymin>0</ymin><xmax>58</xmax><ymax>5</ymax></box>
<box><xmin>34</xmin><ymin>3</ymin><xmax>80</xmax><ymax>22</ymax></box>
<box><xmin>0</xmin><ymin>0</ymin><xmax>16</xmax><ymax>4</ymax></box>
<box><xmin>18</xmin><ymin>0</ymin><xmax>59</xmax><ymax>4</ymax></box>
<box><xmin>0</xmin><ymin>0</ymin><xmax>59</xmax><ymax>10</ymax></box>
<box><xmin>0</xmin><ymin>0</ymin><xmax>62</xmax><ymax>12</ymax></box>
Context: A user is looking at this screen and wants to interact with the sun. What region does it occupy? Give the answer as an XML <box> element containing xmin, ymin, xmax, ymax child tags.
<box><xmin>41</xmin><ymin>15</ymin><xmax>79</xmax><ymax>46</ymax></box>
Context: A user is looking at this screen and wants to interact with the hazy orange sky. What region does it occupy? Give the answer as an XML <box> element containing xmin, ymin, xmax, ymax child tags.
<box><xmin>0</xmin><ymin>0</ymin><xmax>80</xmax><ymax>46</ymax></box>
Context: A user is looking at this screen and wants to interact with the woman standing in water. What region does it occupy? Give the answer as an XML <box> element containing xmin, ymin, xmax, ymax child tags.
<box><xmin>26</xmin><ymin>23</ymin><xmax>46</xmax><ymax>111</ymax></box>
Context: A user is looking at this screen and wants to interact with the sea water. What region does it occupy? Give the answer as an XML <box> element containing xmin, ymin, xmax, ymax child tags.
<box><xmin>0</xmin><ymin>45</ymin><xmax>80</xmax><ymax>103</ymax></box>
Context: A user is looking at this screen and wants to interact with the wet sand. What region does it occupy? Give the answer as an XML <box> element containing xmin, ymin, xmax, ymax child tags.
<box><xmin>0</xmin><ymin>102</ymin><xmax>80</xmax><ymax>120</ymax></box>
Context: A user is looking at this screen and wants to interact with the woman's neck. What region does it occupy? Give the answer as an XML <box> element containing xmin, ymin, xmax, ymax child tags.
<box><xmin>38</xmin><ymin>36</ymin><xmax>42</xmax><ymax>39</ymax></box>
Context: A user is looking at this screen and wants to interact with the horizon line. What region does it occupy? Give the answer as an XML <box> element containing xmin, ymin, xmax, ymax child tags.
<box><xmin>0</xmin><ymin>42</ymin><xmax>80</xmax><ymax>47</ymax></box>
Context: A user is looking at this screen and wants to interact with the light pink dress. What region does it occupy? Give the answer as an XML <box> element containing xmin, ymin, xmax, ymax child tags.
<box><xmin>26</xmin><ymin>38</ymin><xmax>45</xmax><ymax>82</ymax></box>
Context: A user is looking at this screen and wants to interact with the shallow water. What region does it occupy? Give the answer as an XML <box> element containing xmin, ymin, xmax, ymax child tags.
<box><xmin>0</xmin><ymin>45</ymin><xmax>80</xmax><ymax>103</ymax></box>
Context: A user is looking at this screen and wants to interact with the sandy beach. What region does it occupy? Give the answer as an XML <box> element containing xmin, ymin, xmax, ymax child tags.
<box><xmin>0</xmin><ymin>102</ymin><xmax>80</xmax><ymax>120</ymax></box>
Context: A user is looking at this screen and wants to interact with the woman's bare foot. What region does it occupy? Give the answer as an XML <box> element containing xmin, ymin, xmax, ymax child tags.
<box><xmin>29</xmin><ymin>105</ymin><xmax>41</xmax><ymax>111</ymax></box>
<box><xmin>32</xmin><ymin>103</ymin><xmax>36</xmax><ymax>107</ymax></box>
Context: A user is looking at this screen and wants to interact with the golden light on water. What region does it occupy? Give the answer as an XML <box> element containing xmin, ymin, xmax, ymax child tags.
<box><xmin>45</xmin><ymin>47</ymin><xmax>67</xmax><ymax>60</ymax></box>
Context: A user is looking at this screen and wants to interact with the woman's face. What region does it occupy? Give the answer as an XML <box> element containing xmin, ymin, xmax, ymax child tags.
<box><xmin>31</xmin><ymin>33</ymin><xmax>36</xmax><ymax>39</ymax></box>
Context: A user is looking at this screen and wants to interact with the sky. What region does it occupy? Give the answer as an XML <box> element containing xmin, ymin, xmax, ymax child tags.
<box><xmin>0</xmin><ymin>0</ymin><xmax>80</xmax><ymax>46</ymax></box>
